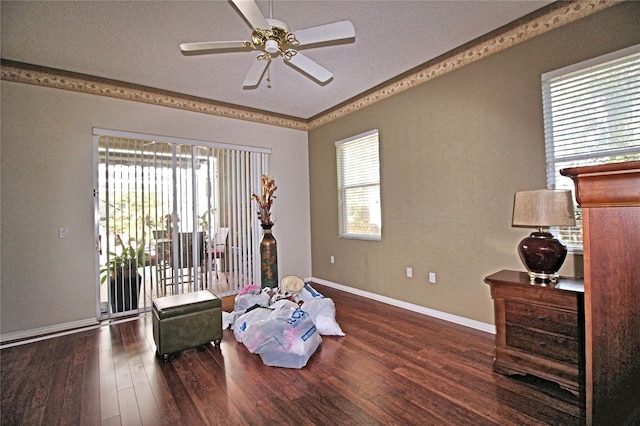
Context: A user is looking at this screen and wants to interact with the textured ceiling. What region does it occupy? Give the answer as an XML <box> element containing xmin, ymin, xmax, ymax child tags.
<box><xmin>1</xmin><ymin>0</ymin><xmax>553</xmax><ymax>119</ymax></box>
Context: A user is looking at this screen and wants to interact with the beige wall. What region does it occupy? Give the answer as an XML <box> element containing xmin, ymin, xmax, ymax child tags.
<box><xmin>308</xmin><ymin>2</ymin><xmax>640</xmax><ymax>324</ymax></box>
<box><xmin>1</xmin><ymin>83</ymin><xmax>310</xmax><ymax>337</ymax></box>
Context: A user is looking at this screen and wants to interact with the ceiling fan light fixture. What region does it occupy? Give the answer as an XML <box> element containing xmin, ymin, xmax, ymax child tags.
<box><xmin>265</xmin><ymin>39</ymin><xmax>279</xmax><ymax>54</ymax></box>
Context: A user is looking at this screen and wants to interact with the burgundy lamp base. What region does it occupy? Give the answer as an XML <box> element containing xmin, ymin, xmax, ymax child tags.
<box><xmin>518</xmin><ymin>231</ymin><xmax>568</xmax><ymax>283</ymax></box>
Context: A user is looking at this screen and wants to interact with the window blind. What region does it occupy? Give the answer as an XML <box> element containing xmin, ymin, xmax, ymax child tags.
<box><xmin>542</xmin><ymin>44</ymin><xmax>640</xmax><ymax>249</ymax></box>
<box><xmin>95</xmin><ymin>129</ymin><xmax>269</xmax><ymax>318</ymax></box>
<box><xmin>336</xmin><ymin>129</ymin><xmax>382</xmax><ymax>240</ymax></box>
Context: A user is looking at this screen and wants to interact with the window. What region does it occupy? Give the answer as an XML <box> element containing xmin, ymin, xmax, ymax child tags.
<box><xmin>336</xmin><ymin>129</ymin><xmax>382</xmax><ymax>240</ymax></box>
<box><xmin>542</xmin><ymin>44</ymin><xmax>640</xmax><ymax>251</ymax></box>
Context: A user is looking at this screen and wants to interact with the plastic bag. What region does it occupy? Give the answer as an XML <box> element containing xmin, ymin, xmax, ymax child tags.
<box><xmin>234</xmin><ymin>287</ymin><xmax>271</xmax><ymax>312</ymax></box>
<box><xmin>301</xmin><ymin>298</ymin><xmax>345</xmax><ymax>336</ymax></box>
<box><xmin>245</xmin><ymin>301</ymin><xmax>322</xmax><ymax>368</ymax></box>
<box><xmin>238</xmin><ymin>300</ymin><xmax>293</xmax><ymax>351</ymax></box>
<box><xmin>232</xmin><ymin>306</ymin><xmax>273</xmax><ymax>343</ymax></box>
<box><xmin>238</xmin><ymin>284</ymin><xmax>261</xmax><ymax>295</ymax></box>
<box><xmin>295</xmin><ymin>283</ymin><xmax>325</xmax><ymax>302</ymax></box>
<box><xmin>222</xmin><ymin>310</ymin><xmax>239</xmax><ymax>330</ymax></box>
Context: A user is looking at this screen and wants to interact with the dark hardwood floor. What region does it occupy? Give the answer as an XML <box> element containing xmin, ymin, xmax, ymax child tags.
<box><xmin>1</xmin><ymin>284</ymin><xmax>582</xmax><ymax>425</ymax></box>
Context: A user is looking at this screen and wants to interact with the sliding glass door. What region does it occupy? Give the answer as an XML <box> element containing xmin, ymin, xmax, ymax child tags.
<box><xmin>94</xmin><ymin>129</ymin><xmax>269</xmax><ymax>319</ymax></box>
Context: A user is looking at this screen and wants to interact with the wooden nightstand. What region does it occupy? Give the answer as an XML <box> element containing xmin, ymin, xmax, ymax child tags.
<box><xmin>485</xmin><ymin>270</ymin><xmax>584</xmax><ymax>397</ymax></box>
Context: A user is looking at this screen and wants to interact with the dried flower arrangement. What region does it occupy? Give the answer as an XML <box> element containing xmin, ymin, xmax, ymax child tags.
<box><xmin>251</xmin><ymin>175</ymin><xmax>277</xmax><ymax>226</ymax></box>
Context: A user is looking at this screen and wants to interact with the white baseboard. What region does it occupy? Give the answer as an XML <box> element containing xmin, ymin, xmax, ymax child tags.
<box><xmin>309</xmin><ymin>277</ymin><xmax>496</xmax><ymax>335</ymax></box>
<box><xmin>1</xmin><ymin>281</ymin><xmax>495</xmax><ymax>348</ymax></box>
<box><xmin>0</xmin><ymin>317</ymin><xmax>100</xmax><ymax>348</ymax></box>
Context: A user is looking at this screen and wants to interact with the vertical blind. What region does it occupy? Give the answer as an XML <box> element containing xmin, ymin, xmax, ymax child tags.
<box><xmin>335</xmin><ymin>129</ymin><xmax>382</xmax><ymax>240</ymax></box>
<box><xmin>95</xmin><ymin>129</ymin><xmax>269</xmax><ymax>318</ymax></box>
<box><xmin>542</xmin><ymin>45</ymin><xmax>640</xmax><ymax>249</ymax></box>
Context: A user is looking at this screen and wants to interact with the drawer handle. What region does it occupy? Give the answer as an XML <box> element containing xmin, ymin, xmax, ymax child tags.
<box><xmin>538</xmin><ymin>316</ymin><xmax>546</xmax><ymax>322</ymax></box>
<box><xmin>539</xmin><ymin>342</ymin><xmax>547</xmax><ymax>348</ymax></box>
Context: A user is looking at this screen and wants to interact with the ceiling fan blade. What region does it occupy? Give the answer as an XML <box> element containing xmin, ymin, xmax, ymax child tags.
<box><xmin>243</xmin><ymin>59</ymin><xmax>270</xmax><ymax>88</ymax></box>
<box><xmin>231</xmin><ymin>0</ymin><xmax>269</xmax><ymax>30</ymax></box>
<box><xmin>286</xmin><ymin>52</ymin><xmax>333</xmax><ymax>83</ymax></box>
<box><xmin>180</xmin><ymin>41</ymin><xmax>250</xmax><ymax>52</ymax></box>
<box><xmin>293</xmin><ymin>20</ymin><xmax>355</xmax><ymax>46</ymax></box>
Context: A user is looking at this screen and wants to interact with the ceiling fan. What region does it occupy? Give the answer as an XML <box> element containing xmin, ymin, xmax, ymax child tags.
<box><xmin>180</xmin><ymin>0</ymin><xmax>355</xmax><ymax>88</ymax></box>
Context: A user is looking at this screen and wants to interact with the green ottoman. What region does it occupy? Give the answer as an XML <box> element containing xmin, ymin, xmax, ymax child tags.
<box><xmin>152</xmin><ymin>290</ymin><xmax>222</xmax><ymax>362</ymax></box>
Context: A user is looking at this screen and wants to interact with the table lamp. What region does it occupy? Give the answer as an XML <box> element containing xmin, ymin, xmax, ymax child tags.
<box><xmin>512</xmin><ymin>189</ymin><xmax>576</xmax><ymax>283</ymax></box>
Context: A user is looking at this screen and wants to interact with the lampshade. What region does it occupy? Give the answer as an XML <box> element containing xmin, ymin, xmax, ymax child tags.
<box><xmin>512</xmin><ymin>189</ymin><xmax>576</xmax><ymax>228</ymax></box>
<box><xmin>512</xmin><ymin>189</ymin><xmax>576</xmax><ymax>283</ymax></box>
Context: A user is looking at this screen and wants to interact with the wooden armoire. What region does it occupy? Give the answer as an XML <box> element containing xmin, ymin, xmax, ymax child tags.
<box><xmin>561</xmin><ymin>161</ymin><xmax>640</xmax><ymax>426</ymax></box>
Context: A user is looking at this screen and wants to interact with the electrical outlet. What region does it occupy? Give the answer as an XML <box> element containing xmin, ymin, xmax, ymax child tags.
<box><xmin>59</xmin><ymin>228</ymin><xmax>68</xmax><ymax>238</ymax></box>
<box><xmin>406</xmin><ymin>267</ymin><xmax>413</xmax><ymax>278</ymax></box>
<box><xmin>429</xmin><ymin>272</ymin><xmax>436</xmax><ymax>283</ymax></box>
<box><xmin>330</xmin><ymin>256</ymin><xmax>335</xmax><ymax>264</ymax></box>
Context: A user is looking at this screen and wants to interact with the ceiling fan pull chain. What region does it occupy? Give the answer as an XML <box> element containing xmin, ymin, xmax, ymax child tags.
<box><xmin>267</xmin><ymin>65</ymin><xmax>272</xmax><ymax>89</ymax></box>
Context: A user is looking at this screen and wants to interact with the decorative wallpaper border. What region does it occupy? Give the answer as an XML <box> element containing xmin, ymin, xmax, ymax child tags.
<box><xmin>1</xmin><ymin>0</ymin><xmax>617</xmax><ymax>131</ymax></box>
<box><xmin>0</xmin><ymin>62</ymin><xmax>310</xmax><ymax>131</ymax></box>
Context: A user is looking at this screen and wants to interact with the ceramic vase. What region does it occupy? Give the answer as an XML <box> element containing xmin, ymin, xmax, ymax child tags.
<box><xmin>260</xmin><ymin>223</ymin><xmax>278</xmax><ymax>288</ymax></box>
